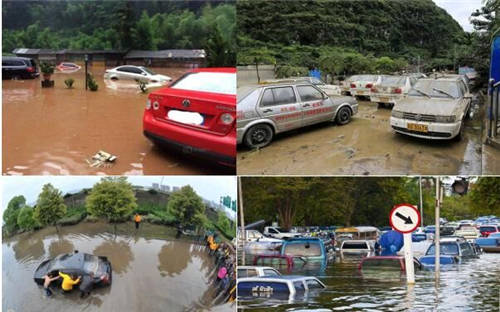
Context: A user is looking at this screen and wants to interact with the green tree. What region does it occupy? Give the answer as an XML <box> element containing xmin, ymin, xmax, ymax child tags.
<box><xmin>132</xmin><ymin>11</ymin><xmax>156</xmax><ymax>50</ymax></box>
<box><xmin>17</xmin><ymin>205</ymin><xmax>38</xmax><ymax>231</ymax></box>
<box><xmin>34</xmin><ymin>184</ymin><xmax>67</xmax><ymax>231</ymax></box>
<box><xmin>216</xmin><ymin>210</ymin><xmax>234</xmax><ymax>236</ymax></box>
<box><xmin>469</xmin><ymin>177</ymin><xmax>500</xmax><ymax>216</ymax></box>
<box><xmin>167</xmin><ymin>185</ymin><xmax>205</xmax><ymax>229</ymax></box>
<box><xmin>85</xmin><ymin>177</ymin><xmax>137</xmax><ymax>223</ymax></box>
<box><xmin>3</xmin><ymin>195</ymin><xmax>26</xmax><ymax>234</ymax></box>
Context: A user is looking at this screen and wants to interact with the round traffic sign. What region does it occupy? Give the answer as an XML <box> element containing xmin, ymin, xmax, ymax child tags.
<box><xmin>389</xmin><ymin>204</ymin><xmax>421</xmax><ymax>234</ymax></box>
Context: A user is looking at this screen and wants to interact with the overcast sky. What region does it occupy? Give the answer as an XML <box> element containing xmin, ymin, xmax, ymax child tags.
<box><xmin>1</xmin><ymin>176</ymin><xmax>237</xmax><ymax>211</ymax></box>
<box><xmin>433</xmin><ymin>0</ymin><xmax>483</xmax><ymax>32</ymax></box>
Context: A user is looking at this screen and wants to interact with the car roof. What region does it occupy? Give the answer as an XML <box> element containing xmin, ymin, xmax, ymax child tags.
<box><xmin>3</xmin><ymin>56</ymin><xmax>32</xmax><ymax>61</ymax></box>
<box><xmin>191</xmin><ymin>67</ymin><xmax>236</xmax><ymax>73</ymax></box>
<box><xmin>238</xmin><ymin>266</ymin><xmax>277</xmax><ymax>270</ymax></box>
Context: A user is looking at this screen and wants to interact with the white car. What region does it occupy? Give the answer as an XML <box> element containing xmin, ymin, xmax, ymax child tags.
<box><xmin>348</xmin><ymin>74</ymin><xmax>383</xmax><ymax>99</ymax></box>
<box><xmin>370</xmin><ymin>75</ymin><xmax>420</xmax><ymax>107</ymax></box>
<box><xmin>263</xmin><ymin>226</ymin><xmax>302</xmax><ymax>239</ymax></box>
<box><xmin>104</xmin><ymin>65</ymin><xmax>171</xmax><ymax>83</ymax></box>
<box><xmin>455</xmin><ymin>226</ymin><xmax>480</xmax><ymax>240</ymax></box>
<box><xmin>390</xmin><ymin>76</ymin><xmax>472</xmax><ymax>140</ymax></box>
<box><xmin>238</xmin><ymin>266</ymin><xmax>281</xmax><ymax>278</ymax></box>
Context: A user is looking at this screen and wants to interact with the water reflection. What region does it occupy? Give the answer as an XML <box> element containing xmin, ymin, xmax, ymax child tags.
<box><xmin>48</xmin><ymin>237</ymin><xmax>75</xmax><ymax>258</ymax></box>
<box><xmin>93</xmin><ymin>239</ymin><xmax>134</xmax><ymax>274</ymax></box>
<box><xmin>12</xmin><ymin>236</ymin><xmax>45</xmax><ymax>263</ymax></box>
<box><xmin>157</xmin><ymin>240</ymin><xmax>192</xmax><ymax>277</ymax></box>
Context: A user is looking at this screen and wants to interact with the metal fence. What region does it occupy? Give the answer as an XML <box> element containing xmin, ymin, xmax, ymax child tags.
<box><xmin>487</xmin><ymin>79</ymin><xmax>500</xmax><ymax>144</ymax></box>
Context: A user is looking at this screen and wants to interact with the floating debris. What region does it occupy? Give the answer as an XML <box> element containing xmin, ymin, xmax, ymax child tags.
<box><xmin>86</xmin><ymin>150</ymin><xmax>117</xmax><ymax>168</ymax></box>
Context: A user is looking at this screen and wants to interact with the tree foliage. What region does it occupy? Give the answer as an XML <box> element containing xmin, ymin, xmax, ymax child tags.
<box><xmin>167</xmin><ymin>185</ymin><xmax>205</xmax><ymax>229</ymax></box>
<box><xmin>3</xmin><ymin>195</ymin><xmax>26</xmax><ymax>233</ymax></box>
<box><xmin>34</xmin><ymin>184</ymin><xmax>67</xmax><ymax>227</ymax></box>
<box><xmin>17</xmin><ymin>205</ymin><xmax>39</xmax><ymax>231</ymax></box>
<box><xmin>85</xmin><ymin>177</ymin><xmax>137</xmax><ymax>222</ymax></box>
<box><xmin>469</xmin><ymin>177</ymin><xmax>500</xmax><ymax>216</ymax></box>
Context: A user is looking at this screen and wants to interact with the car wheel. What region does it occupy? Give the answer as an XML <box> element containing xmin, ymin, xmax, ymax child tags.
<box><xmin>244</xmin><ymin>124</ymin><xmax>274</xmax><ymax>149</ymax></box>
<box><xmin>110</xmin><ymin>76</ymin><xmax>118</xmax><ymax>80</ymax></box>
<box><xmin>336</xmin><ymin>106</ymin><xmax>352</xmax><ymax>125</ymax></box>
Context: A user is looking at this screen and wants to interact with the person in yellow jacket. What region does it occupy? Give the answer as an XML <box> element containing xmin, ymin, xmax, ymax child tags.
<box><xmin>59</xmin><ymin>272</ymin><xmax>81</xmax><ymax>292</ymax></box>
<box><xmin>134</xmin><ymin>213</ymin><xmax>142</xmax><ymax>229</ymax></box>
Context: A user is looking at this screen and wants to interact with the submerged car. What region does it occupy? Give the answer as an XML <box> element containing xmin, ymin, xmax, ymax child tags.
<box><xmin>370</xmin><ymin>75</ymin><xmax>419</xmax><ymax>107</ymax></box>
<box><xmin>34</xmin><ymin>252</ymin><xmax>112</xmax><ymax>288</ymax></box>
<box><xmin>358</xmin><ymin>256</ymin><xmax>422</xmax><ymax>279</ymax></box>
<box><xmin>2</xmin><ymin>56</ymin><xmax>39</xmax><ymax>80</ymax></box>
<box><xmin>143</xmin><ymin>68</ymin><xmax>236</xmax><ymax>167</ymax></box>
<box><xmin>455</xmin><ymin>226</ymin><xmax>480</xmax><ymax>240</ymax></box>
<box><xmin>105</xmin><ymin>65</ymin><xmax>171</xmax><ymax>83</ymax></box>
<box><xmin>237</xmin><ymin>275</ymin><xmax>326</xmax><ymax>301</ymax></box>
<box><xmin>390</xmin><ymin>76</ymin><xmax>472</xmax><ymax>140</ymax></box>
<box><xmin>237</xmin><ymin>82</ymin><xmax>358</xmax><ymax>148</ymax></box>
<box><xmin>238</xmin><ymin>266</ymin><xmax>282</xmax><ymax>278</ymax></box>
<box><xmin>419</xmin><ymin>237</ymin><xmax>477</xmax><ymax>266</ymax></box>
<box><xmin>340</xmin><ymin>240</ymin><xmax>374</xmax><ymax>253</ymax></box>
<box><xmin>56</xmin><ymin>62</ymin><xmax>81</xmax><ymax>72</ymax></box>
<box><xmin>476</xmin><ymin>232</ymin><xmax>500</xmax><ymax>252</ymax></box>
<box><xmin>280</xmin><ymin>237</ymin><xmax>327</xmax><ymax>262</ymax></box>
<box><xmin>479</xmin><ymin>225</ymin><xmax>499</xmax><ymax>237</ymax></box>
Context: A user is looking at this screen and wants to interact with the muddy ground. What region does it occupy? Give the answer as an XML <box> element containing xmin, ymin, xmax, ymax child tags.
<box><xmin>3</xmin><ymin>65</ymin><xmax>233</xmax><ymax>175</ymax></box>
<box><xmin>237</xmin><ymin>99</ymin><xmax>487</xmax><ymax>175</ymax></box>
<box><xmin>2</xmin><ymin>222</ymin><xmax>232</xmax><ymax>312</ymax></box>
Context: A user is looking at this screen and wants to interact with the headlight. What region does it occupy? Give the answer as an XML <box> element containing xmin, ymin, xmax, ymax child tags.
<box><xmin>435</xmin><ymin>115</ymin><xmax>456</xmax><ymax>123</ymax></box>
<box><xmin>146</xmin><ymin>99</ymin><xmax>151</xmax><ymax>110</ymax></box>
<box><xmin>391</xmin><ymin>110</ymin><xmax>404</xmax><ymax>118</ymax></box>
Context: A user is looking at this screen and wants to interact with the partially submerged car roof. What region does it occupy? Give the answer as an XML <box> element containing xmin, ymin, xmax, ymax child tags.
<box><xmin>190</xmin><ymin>67</ymin><xmax>236</xmax><ymax>73</ymax></box>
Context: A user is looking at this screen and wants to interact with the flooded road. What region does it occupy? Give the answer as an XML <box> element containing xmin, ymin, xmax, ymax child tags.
<box><xmin>3</xmin><ymin>65</ymin><xmax>233</xmax><ymax>175</ymax></box>
<box><xmin>238</xmin><ymin>252</ymin><xmax>500</xmax><ymax>311</ymax></box>
<box><xmin>3</xmin><ymin>222</ymin><xmax>229</xmax><ymax>312</ymax></box>
<box><xmin>237</xmin><ymin>100</ymin><xmax>484</xmax><ymax>175</ymax></box>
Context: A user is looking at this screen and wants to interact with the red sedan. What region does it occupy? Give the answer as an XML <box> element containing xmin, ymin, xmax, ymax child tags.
<box><xmin>143</xmin><ymin>67</ymin><xmax>236</xmax><ymax>167</ymax></box>
<box><xmin>479</xmin><ymin>225</ymin><xmax>499</xmax><ymax>237</ymax></box>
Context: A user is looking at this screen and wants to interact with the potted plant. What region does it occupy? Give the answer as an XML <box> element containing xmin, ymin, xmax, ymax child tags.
<box><xmin>40</xmin><ymin>62</ymin><xmax>55</xmax><ymax>80</ymax></box>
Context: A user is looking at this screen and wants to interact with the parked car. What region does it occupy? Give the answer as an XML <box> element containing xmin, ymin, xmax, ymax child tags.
<box><xmin>237</xmin><ymin>276</ymin><xmax>326</xmax><ymax>301</ymax></box>
<box><xmin>390</xmin><ymin>76</ymin><xmax>472</xmax><ymax>140</ymax></box>
<box><xmin>358</xmin><ymin>256</ymin><xmax>422</xmax><ymax>277</ymax></box>
<box><xmin>419</xmin><ymin>237</ymin><xmax>477</xmax><ymax>266</ymax></box>
<box><xmin>370</xmin><ymin>75</ymin><xmax>419</xmax><ymax>107</ymax></box>
<box><xmin>348</xmin><ymin>74</ymin><xmax>383</xmax><ymax>99</ymax></box>
<box><xmin>2</xmin><ymin>56</ymin><xmax>39</xmax><ymax>79</ymax></box>
<box><xmin>262</xmin><ymin>76</ymin><xmax>342</xmax><ymax>96</ymax></box>
<box><xmin>340</xmin><ymin>240</ymin><xmax>374</xmax><ymax>253</ymax></box>
<box><xmin>412</xmin><ymin>233</ymin><xmax>428</xmax><ymax>242</ymax></box>
<box><xmin>237</xmin><ymin>82</ymin><xmax>358</xmax><ymax>148</ymax></box>
<box><xmin>280</xmin><ymin>237</ymin><xmax>327</xmax><ymax>262</ymax></box>
<box><xmin>440</xmin><ymin>226</ymin><xmax>456</xmax><ymax>236</ymax></box>
<box><xmin>34</xmin><ymin>252</ymin><xmax>112</xmax><ymax>288</ymax></box>
<box><xmin>105</xmin><ymin>65</ymin><xmax>171</xmax><ymax>83</ymax></box>
<box><xmin>455</xmin><ymin>226</ymin><xmax>480</xmax><ymax>240</ymax></box>
<box><xmin>424</xmin><ymin>225</ymin><xmax>436</xmax><ymax>234</ymax></box>
<box><xmin>143</xmin><ymin>67</ymin><xmax>236</xmax><ymax>167</ymax></box>
<box><xmin>479</xmin><ymin>225</ymin><xmax>499</xmax><ymax>237</ymax></box>
<box><xmin>238</xmin><ymin>266</ymin><xmax>282</xmax><ymax>278</ymax></box>
<box><xmin>264</xmin><ymin>226</ymin><xmax>302</xmax><ymax>240</ymax></box>
<box><xmin>56</xmin><ymin>62</ymin><xmax>81</xmax><ymax>72</ymax></box>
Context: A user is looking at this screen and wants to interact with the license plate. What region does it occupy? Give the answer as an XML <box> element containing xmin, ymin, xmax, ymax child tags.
<box><xmin>380</xmin><ymin>97</ymin><xmax>390</xmax><ymax>102</ymax></box>
<box><xmin>358</xmin><ymin>90</ymin><xmax>365</xmax><ymax>95</ymax></box>
<box><xmin>168</xmin><ymin>110</ymin><xmax>204</xmax><ymax>125</ymax></box>
<box><xmin>407</xmin><ymin>123</ymin><xmax>428</xmax><ymax>132</ymax></box>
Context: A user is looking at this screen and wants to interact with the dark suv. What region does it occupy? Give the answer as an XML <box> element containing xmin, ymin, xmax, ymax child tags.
<box><xmin>2</xmin><ymin>56</ymin><xmax>39</xmax><ymax>79</ymax></box>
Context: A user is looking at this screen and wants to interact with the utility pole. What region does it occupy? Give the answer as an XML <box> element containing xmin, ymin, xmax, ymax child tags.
<box><xmin>419</xmin><ymin>177</ymin><xmax>423</xmax><ymax>228</ymax></box>
<box><xmin>238</xmin><ymin>177</ymin><xmax>246</xmax><ymax>266</ymax></box>
<box><xmin>435</xmin><ymin>177</ymin><xmax>441</xmax><ymax>281</ymax></box>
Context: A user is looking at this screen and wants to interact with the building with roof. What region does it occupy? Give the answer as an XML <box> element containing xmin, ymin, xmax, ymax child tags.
<box><xmin>123</xmin><ymin>49</ymin><xmax>206</xmax><ymax>68</ymax></box>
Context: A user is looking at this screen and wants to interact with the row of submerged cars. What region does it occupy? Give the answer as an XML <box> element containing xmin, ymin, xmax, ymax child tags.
<box><xmin>236</xmin><ymin>71</ymin><xmax>475</xmax><ymax>149</ymax></box>
<box><xmin>2</xmin><ymin>56</ymin><xmax>238</xmax><ymax>168</ymax></box>
<box><xmin>237</xmin><ymin>219</ymin><xmax>499</xmax><ymax>303</ymax></box>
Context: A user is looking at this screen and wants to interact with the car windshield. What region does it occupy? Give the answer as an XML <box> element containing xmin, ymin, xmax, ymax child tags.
<box><xmin>83</xmin><ymin>254</ymin><xmax>99</xmax><ymax>274</ymax></box>
<box><xmin>141</xmin><ymin>67</ymin><xmax>156</xmax><ymax>75</ymax></box>
<box><xmin>171</xmin><ymin>72</ymin><xmax>236</xmax><ymax>95</ymax></box>
<box><xmin>351</xmin><ymin>75</ymin><xmax>377</xmax><ymax>82</ymax></box>
<box><xmin>408</xmin><ymin>80</ymin><xmax>460</xmax><ymax>98</ymax></box>
<box><xmin>380</xmin><ymin>76</ymin><xmax>405</xmax><ymax>86</ymax></box>
<box><xmin>426</xmin><ymin>243</ymin><xmax>459</xmax><ymax>255</ymax></box>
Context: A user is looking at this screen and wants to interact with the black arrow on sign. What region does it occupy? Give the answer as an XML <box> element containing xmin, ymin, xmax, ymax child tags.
<box><xmin>395</xmin><ymin>212</ymin><xmax>413</xmax><ymax>224</ymax></box>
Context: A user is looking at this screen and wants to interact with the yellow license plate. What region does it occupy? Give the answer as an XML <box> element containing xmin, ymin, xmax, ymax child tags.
<box><xmin>407</xmin><ymin>123</ymin><xmax>428</xmax><ymax>132</ymax></box>
<box><xmin>357</xmin><ymin>90</ymin><xmax>365</xmax><ymax>94</ymax></box>
<box><xmin>380</xmin><ymin>97</ymin><xmax>390</xmax><ymax>102</ymax></box>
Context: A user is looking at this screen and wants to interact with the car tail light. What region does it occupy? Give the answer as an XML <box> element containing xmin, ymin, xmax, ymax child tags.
<box><xmin>365</xmin><ymin>83</ymin><xmax>373</xmax><ymax>88</ymax></box>
<box><xmin>146</xmin><ymin>99</ymin><xmax>151</xmax><ymax>110</ymax></box>
<box><xmin>152</xmin><ymin>101</ymin><xmax>160</xmax><ymax>110</ymax></box>
<box><xmin>26</xmin><ymin>66</ymin><xmax>35</xmax><ymax>73</ymax></box>
<box><xmin>219</xmin><ymin>113</ymin><xmax>235</xmax><ymax>125</ymax></box>
<box><xmin>371</xmin><ymin>87</ymin><xmax>377</xmax><ymax>93</ymax></box>
<box><xmin>393</xmin><ymin>88</ymin><xmax>402</xmax><ymax>94</ymax></box>
<box><xmin>350</xmin><ymin>83</ymin><xmax>356</xmax><ymax>88</ymax></box>
<box><xmin>101</xmin><ymin>273</ymin><xmax>109</xmax><ymax>283</ymax></box>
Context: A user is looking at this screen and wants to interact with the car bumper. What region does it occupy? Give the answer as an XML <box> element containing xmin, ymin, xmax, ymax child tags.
<box><xmin>370</xmin><ymin>94</ymin><xmax>401</xmax><ymax>104</ymax></box>
<box><xmin>351</xmin><ymin>89</ymin><xmax>371</xmax><ymax>98</ymax></box>
<box><xmin>143</xmin><ymin>111</ymin><xmax>236</xmax><ymax>166</ymax></box>
<box><xmin>351</xmin><ymin>103</ymin><xmax>359</xmax><ymax>115</ymax></box>
<box><xmin>390</xmin><ymin>117</ymin><xmax>461</xmax><ymax>139</ymax></box>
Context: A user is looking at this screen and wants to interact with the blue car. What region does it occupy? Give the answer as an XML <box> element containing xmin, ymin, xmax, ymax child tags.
<box><xmin>420</xmin><ymin>237</ymin><xmax>477</xmax><ymax>267</ymax></box>
<box><xmin>412</xmin><ymin>233</ymin><xmax>428</xmax><ymax>242</ymax></box>
<box><xmin>476</xmin><ymin>232</ymin><xmax>500</xmax><ymax>252</ymax></box>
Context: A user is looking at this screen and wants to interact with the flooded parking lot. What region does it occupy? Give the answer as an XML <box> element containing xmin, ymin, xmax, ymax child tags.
<box><xmin>237</xmin><ymin>100</ymin><xmax>484</xmax><ymax>175</ymax></box>
<box><xmin>238</xmin><ymin>252</ymin><xmax>500</xmax><ymax>311</ymax></box>
<box><xmin>3</xmin><ymin>222</ymin><xmax>228</xmax><ymax>312</ymax></box>
<box><xmin>3</xmin><ymin>65</ymin><xmax>233</xmax><ymax>175</ymax></box>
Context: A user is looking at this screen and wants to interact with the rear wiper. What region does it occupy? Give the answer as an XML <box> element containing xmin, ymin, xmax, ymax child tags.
<box><xmin>432</xmin><ymin>88</ymin><xmax>454</xmax><ymax>98</ymax></box>
<box><xmin>413</xmin><ymin>88</ymin><xmax>431</xmax><ymax>98</ymax></box>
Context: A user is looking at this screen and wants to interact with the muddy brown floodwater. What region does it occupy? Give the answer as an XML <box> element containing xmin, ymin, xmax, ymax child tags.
<box><xmin>238</xmin><ymin>100</ymin><xmax>484</xmax><ymax>175</ymax></box>
<box><xmin>3</xmin><ymin>65</ymin><xmax>233</xmax><ymax>175</ymax></box>
<box><xmin>2</xmin><ymin>222</ymin><xmax>233</xmax><ymax>312</ymax></box>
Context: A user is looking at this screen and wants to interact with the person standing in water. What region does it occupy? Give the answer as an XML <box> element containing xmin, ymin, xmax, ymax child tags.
<box><xmin>42</xmin><ymin>273</ymin><xmax>60</xmax><ymax>297</ymax></box>
<box><xmin>134</xmin><ymin>213</ymin><xmax>141</xmax><ymax>229</ymax></box>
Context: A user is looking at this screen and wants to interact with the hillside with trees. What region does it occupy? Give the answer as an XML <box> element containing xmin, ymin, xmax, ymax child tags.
<box><xmin>237</xmin><ymin>0</ymin><xmax>478</xmax><ymax>79</ymax></box>
<box><xmin>2</xmin><ymin>1</ymin><xmax>235</xmax><ymax>66</ymax></box>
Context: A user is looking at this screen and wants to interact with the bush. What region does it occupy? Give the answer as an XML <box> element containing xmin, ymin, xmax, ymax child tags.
<box><xmin>40</xmin><ymin>62</ymin><xmax>55</xmax><ymax>75</ymax></box>
<box><xmin>86</xmin><ymin>73</ymin><xmax>99</xmax><ymax>91</ymax></box>
<box><xmin>136</xmin><ymin>79</ymin><xmax>148</xmax><ymax>93</ymax></box>
<box><xmin>64</xmin><ymin>78</ymin><xmax>75</xmax><ymax>89</ymax></box>
<box><xmin>17</xmin><ymin>206</ymin><xmax>38</xmax><ymax>231</ymax></box>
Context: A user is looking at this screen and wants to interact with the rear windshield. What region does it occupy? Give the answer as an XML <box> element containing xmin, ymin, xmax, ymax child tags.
<box><xmin>171</xmin><ymin>72</ymin><xmax>236</xmax><ymax>95</ymax></box>
<box><xmin>284</xmin><ymin>242</ymin><xmax>321</xmax><ymax>256</ymax></box>
<box><xmin>479</xmin><ymin>226</ymin><xmax>497</xmax><ymax>232</ymax></box>
<box><xmin>426</xmin><ymin>243</ymin><xmax>459</xmax><ymax>255</ymax></box>
<box><xmin>83</xmin><ymin>254</ymin><xmax>99</xmax><ymax>274</ymax></box>
<box><xmin>408</xmin><ymin>80</ymin><xmax>461</xmax><ymax>98</ymax></box>
<box><xmin>363</xmin><ymin>259</ymin><xmax>400</xmax><ymax>269</ymax></box>
<box><xmin>351</xmin><ymin>75</ymin><xmax>377</xmax><ymax>82</ymax></box>
<box><xmin>342</xmin><ymin>242</ymin><xmax>369</xmax><ymax>249</ymax></box>
<box><xmin>380</xmin><ymin>76</ymin><xmax>405</xmax><ymax>86</ymax></box>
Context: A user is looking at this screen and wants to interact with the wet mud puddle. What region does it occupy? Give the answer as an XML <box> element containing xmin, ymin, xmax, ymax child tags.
<box><xmin>3</xmin><ymin>222</ymin><xmax>220</xmax><ymax>312</ymax></box>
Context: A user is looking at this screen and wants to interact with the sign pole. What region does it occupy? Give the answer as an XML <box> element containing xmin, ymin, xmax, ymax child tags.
<box><xmin>419</xmin><ymin>177</ymin><xmax>423</xmax><ymax>228</ymax></box>
<box><xmin>238</xmin><ymin>176</ymin><xmax>246</xmax><ymax>266</ymax></box>
<box><xmin>435</xmin><ymin>177</ymin><xmax>441</xmax><ymax>281</ymax></box>
<box><xmin>403</xmin><ymin>233</ymin><xmax>415</xmax><ymax>284</ymax></box>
